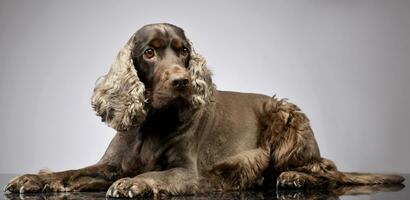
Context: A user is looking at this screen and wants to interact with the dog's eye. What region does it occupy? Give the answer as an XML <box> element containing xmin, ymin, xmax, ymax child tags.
<box><xmin>144</xmin><ymin>48</ymin><xmax>155</xmax><ymax>58</ymax></box>
<box><xmin>181</xmin><ymin>47</ymin><xmax>189</xmax><ymax>56</ymax></box>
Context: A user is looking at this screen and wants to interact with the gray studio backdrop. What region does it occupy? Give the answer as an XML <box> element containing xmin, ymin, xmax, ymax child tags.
<box><xmin>0</xmin><ymin>0</ymin><xmax>409</xmax><ymax>174</ymax></box>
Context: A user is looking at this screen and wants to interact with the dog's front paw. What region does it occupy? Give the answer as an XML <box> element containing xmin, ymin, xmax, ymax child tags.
<box><xmin>106</xmin><ymin>177</ymin><xmax>158</xmax><ymax>198</ymax></box>
<box><xmin>4</xmin><ymin>175</ymin><xmax>44</xmax><ymax>193</ymax></box>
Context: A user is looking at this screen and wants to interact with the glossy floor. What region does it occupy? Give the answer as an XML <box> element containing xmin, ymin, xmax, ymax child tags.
<box><xmin>1</xmin><ymin>174</ymin><xmax>408</xmax><ymax>200</ymax></box>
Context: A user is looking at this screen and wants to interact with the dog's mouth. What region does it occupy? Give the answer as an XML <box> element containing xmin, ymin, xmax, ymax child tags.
<box><xmin>150</xmin><ymin>90</ymin><xmax>193</xmax><ymax>109</ymax></box>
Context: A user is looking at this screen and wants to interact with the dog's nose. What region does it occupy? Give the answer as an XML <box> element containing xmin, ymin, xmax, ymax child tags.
<box><xmin>170</xmin><ymin>77</ymin><xmax>189</xmax><ymax>88</ymax></box>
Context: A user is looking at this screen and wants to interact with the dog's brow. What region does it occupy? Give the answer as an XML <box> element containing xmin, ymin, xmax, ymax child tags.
<box><xmin>171</xmin><ymin>39</ymin><xmax>183</xmax><ymax>49</ymax></box>
<box><xmin>149</xmin><ymin>38</ymin><xmax>165</xmax><ymax>49</ymax></box>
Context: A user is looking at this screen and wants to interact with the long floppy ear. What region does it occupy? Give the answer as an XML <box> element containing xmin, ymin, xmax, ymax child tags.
<box><xmin>91</xmin><ymin>34</ymin><xmax>146</xmax><ymax>131</ymax></box>
<box><xmin>188</xmin><ymin>42</ymin><xmax>216</xmax><ymax>107</ymax></box>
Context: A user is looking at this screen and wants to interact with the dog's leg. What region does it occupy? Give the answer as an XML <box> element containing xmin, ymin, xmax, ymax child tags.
<box><xmin>4</xmin><ymin>164</ymin><xmax>122</xmax><ymax>193</ymax></box>
<box><xmin>276</xmin><ymin>171</ymin><xmax>323</xmax><ymax>189</ymax></box>
<box><xmin>261</xmin><ymin>97</ymin><xmax>335</xmax><ymax>188</ymax></box>
<box><xmin>262</xmin><ymin>97</ymin><xmax>321</xmax><ymax>170</ymax></box>
<box><xmin>277</xmin><ymin>158</ymin><xmax>404</xmax><ymax>189</ymax></box>
<box><xmin>276</xmin><ymin>158</ymin><xmax>341</xmax><ymax>189</ymax></box>
<box><xmin>106</xmin><ymin>168</ymin><xmax>198</xmax><ymax>198</ymax></box>
<box><xmin>4</xmin><ymin>131</ymin><xmax>137</xmax><ymax>193</ymax></box>
<box><xmin>209</xmin><ymin>148</ymin><xmax>270</xmax><ymax>190</ymax></box>
<box><xmin>262</xmin><ymin>98</ymin><xmax>404</xmax><ymax>189</ymax></box>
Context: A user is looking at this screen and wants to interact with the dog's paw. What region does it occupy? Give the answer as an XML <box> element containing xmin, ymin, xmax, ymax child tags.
<box><xmin>4</xmin><ymin>175</ymin><xmax>44</xmax><ymax>193</ymax></box>
<box><xmin>106</xmin><ymin>177</ymin><xmax>158</xmax><ymax>198</ymax></box>
<box><xmin>276</xmin><ymin>171</ymin><xmax>307</xmax><ymax>189</ymax></box>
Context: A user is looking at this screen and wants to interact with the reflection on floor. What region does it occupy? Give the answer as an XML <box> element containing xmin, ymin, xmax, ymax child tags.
<box><xmin>2</xmin><ymin>174</ymin><xmax>408</xmax><ymax>200</ymax></box>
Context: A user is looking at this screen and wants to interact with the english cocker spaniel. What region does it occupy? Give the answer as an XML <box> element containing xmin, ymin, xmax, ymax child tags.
<box><xmin>4</xmin><ymin>23</ymin><xmax>404</xmax><ymax>198</ymax></box>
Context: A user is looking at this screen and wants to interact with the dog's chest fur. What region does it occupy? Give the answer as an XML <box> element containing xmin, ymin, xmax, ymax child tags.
<box><xmin>120</xmin><ymin>107</ymin><xmax>194</xmax><ymax>175</ymax></box>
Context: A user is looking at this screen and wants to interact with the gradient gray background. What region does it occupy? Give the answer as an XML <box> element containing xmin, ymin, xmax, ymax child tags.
<box><xmin>0</xmin><ymin>0</ymin><xmax>409</xmax><ymax>174</ymax></box>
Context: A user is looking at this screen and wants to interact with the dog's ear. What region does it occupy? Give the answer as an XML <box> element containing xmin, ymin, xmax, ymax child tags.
<box><xmin>187</xmin><ymin>41</ymin><xmax>216</xmax><ymax>107</ymax></box>
<box><xmin>91</xmin><ymin>34</ymin><xmax>146</xmax><ymax>131</ymax></box>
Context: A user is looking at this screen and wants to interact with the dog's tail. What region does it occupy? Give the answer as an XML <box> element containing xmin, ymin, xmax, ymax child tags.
<box><xmin>339</xmin><ymin>172</ymin><xmax>404</xmax><ymax>185</ymax></box>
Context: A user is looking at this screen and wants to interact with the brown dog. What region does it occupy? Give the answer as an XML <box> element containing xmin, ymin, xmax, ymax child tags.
<box><xmin>4</xmin><ymin>23</ymin><xmax>404</xmax><ymax>198</ymax></box>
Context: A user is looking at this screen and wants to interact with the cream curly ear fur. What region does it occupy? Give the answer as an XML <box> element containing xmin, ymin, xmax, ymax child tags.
<box><xmin>188</xmin><ymin>41</ymin><xmax>216</xmax><ymax>108</ymax></box>
<box><xmin>91</xmin><ymin>34</ymin><xmax>215</xmax><ymax>131</ymax></box>
<box><xmin>91</xmin><ymin>34</ymin><xmax>146</xmax><ymax>131</ymax></box>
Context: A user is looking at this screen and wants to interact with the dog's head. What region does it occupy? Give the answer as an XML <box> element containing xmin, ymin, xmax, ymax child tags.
<box><xmin>91</xmin><ymin>23</ymin><xmax>215</xmax><ymax>131</ymax></box>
